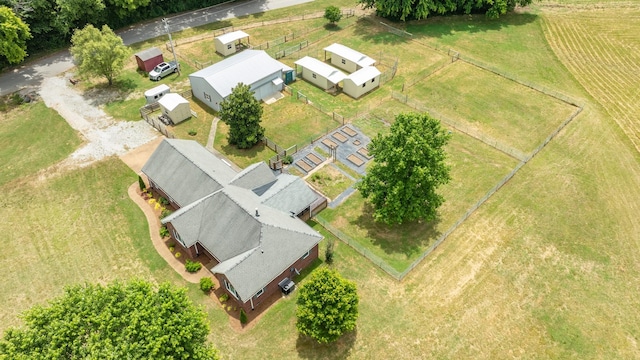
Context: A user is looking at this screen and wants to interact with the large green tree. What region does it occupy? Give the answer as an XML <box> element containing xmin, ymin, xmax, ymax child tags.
<box><xmin>296</xmin><ymin>268</ymin><xmax>359</xmax><ymax>343</ymax></box>
<box><xmin>357</xmin><ymin>112</ymin><xmax>451</xmax><ymax>225</ymax></box>
<box><xmin>219</xmin><ymin>82</ymin><xmax>265</xmax><ymax>149</ymax></box>
<box><xmin>0</xmin><ymin>5</ymin><xmax>31</xmax><ymax>64</ymax></box>
<box><xmin>359</xmin><ymin>0</ymin><xmax>533</xmax><ymax>20</ymax></box>
<box><xmin>0</xmin><ymin>280</ymin><xmax>220</xmax><ymax>359</ymax></box>
<box><xmin>70</xmin><ymin>24</ymin><xmax>128</xmax><ymax>85</ymax></box>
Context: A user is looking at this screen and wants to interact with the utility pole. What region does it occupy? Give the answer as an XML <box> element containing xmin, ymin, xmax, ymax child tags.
<box><xmin>162</xmin><ymin>18</ymin><xmax>180</xmax><ymax>75</ymax></box>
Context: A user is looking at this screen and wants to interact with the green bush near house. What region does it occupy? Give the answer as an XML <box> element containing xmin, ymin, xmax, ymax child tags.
<box><xmin>199</xmin><ymin>277</ymin><xmax>215</xmax><ymax>293</ymax></box>
<box><xmin>185</xmin><ymin>260</ymin><xmax>202</xmax><ymax>273</ymax></box>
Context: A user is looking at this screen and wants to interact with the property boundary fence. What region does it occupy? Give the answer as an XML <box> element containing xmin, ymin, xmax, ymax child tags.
<box><xmin>138</xmin><ymin>89</ymin><xmax>192</xmax><ymax>138</ymax></box>
<box><xmin>167</xmin><ymin>9</ymin><xmax>355</xmax><ymax>49</ymax></box>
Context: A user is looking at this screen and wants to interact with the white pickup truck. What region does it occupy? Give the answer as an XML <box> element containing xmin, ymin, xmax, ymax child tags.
<box><xmin>149</xmin><ymin>61</ymin><xmax>179</xmax><ymax>81</ymax></box>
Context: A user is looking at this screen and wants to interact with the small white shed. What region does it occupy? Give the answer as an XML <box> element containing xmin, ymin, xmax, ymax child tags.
<box><xmin>323</xmin><ymin>43</ymin><xmax>376</xmax><ymax>73</ymax></box>
<box><xmin>158</xmin><ymin>93</ymin><xmax>191</xmax><ymax>124</ymax></box>
<box><xmin>214</xmin><ymin>31</ymin><xmax>250</xmax><ymax>56</ymax></box>
<box><xmin>343</xmin><ymin>66</ymin><xmax>381</xmax><ymax>99</ymax></box>
<box><xmin>294</xmin><ymin>56</ymin><xmax>346</xmax><ymax>90</ymax></box>
<box><xmin>144</xmin><ymin>84</ymin><xmax>170</xmax><ymax>104</ymax></box>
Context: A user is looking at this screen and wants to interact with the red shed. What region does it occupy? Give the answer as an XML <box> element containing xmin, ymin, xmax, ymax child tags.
<box><xmin>134</xmin><ymin>47</ymin><xmax>164</xmax><ymax>73</ymax></box>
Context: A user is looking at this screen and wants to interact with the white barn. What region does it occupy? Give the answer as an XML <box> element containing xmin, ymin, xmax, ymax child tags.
<box><xmin>294</xmin><ymin>56</ymin><xmax>346</xmax><ymax>91</ymax></box>
<box><xmin>323</xmin><ymin>43</ymin><xmax>376</xmax><ymax>73</ymax></box>
<box><xmin>214</xmin><ymin>31</ymin><xmax>250</xmax><ymax>56</ymax></box>
<box><xmin>189</xmin><ymin>50</ymin><xmax>293</xmax><ymax>112</ymax></box>
<box><xmin>343</xmin><ymin>66</ymin><xmax>381</xmax><ymax>99</ymax></box>
<box><xmin>158</xmin><ymin>93</ymin><xmax>191</xmax><ymax>124</ymax></box>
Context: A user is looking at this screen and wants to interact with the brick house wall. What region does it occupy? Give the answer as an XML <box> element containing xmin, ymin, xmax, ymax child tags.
<box><xmin>215</xmin><ymin>244</ymin><xmax>319</xmax><ymax>313</ymax></box>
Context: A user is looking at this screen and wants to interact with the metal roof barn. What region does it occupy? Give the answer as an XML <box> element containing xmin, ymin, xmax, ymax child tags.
<box><xmin>343</xmin><ymin>66</ymin><xmax>382</xmax><ymax>99</ymax></box>
<box><xmin>134</xmin><ymin>47</ymin><xmax>164</xmax><ymax>72</ymax></box>
<box><xmin>214</xmin><ymin>30</ymin><xmax>250</xmax><ymax>56</ymax></box>
<box><xmin>323</xmin><ymin>43</ymin><xmax>376</xmax><ymax>73</ymax></box>
<box><xmin>189</xmin><ymin>50</ymin><xmax>292</xmax><ymax>112</ymax></box>
<box><xmin>158</xmin><ymin>93</ymin><xmax>191</xmax><ymax>124</ymax></box>
<box><xmin>294</xmin><ymin>56</ymin><xmax>346</xmax><ymax>90</ymax></box>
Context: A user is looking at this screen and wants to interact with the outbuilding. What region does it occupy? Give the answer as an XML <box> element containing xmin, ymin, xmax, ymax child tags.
<box><xmin>144</xmin><ymin>84</ymin><xmax>170</xmax><ymax>104</ymax></box>
<box><xmin>189</xmin><ymin>50</ymin><xmax>293</xmax><ymax>112</ymax></box>
<box><xmin>214</xmin><ymin>31</ymin><xmax>250</xmax><ymax>56</ymax></box>
<box><xmin>134</xmin><ymin>47</ymin><xmax>164</xmax><ymax>73</ymax></box>
<box><xmin>323</xmin><ymin>43</ymin><xmax>376</xmax><ymax>73</ymax></box>
<box><xmin>343</xmin><ymin>66</ymin><xmax>381</xmax><ymax>99</ymax></box>
<box><xmin>158</xmin><ymin>93</ymin><xmax>191</xmax><ymax>124</ymax></box>
<box><xmin>294</xmin><ymin>56</ymin><xmax>346</xmax><ymax>91</ymax></box>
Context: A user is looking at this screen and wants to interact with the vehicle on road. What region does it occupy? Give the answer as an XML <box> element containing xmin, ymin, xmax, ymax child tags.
<box><xmin>149</xmin><ymin>61</ymin><xmax>179</xmax><ymax>81</ymax></box>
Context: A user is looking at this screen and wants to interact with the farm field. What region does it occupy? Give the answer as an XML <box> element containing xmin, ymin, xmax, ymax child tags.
<box><xmin>2</xmin><ymin>0</ymin><xmax>640</xmax><ymax>359</ymax></box>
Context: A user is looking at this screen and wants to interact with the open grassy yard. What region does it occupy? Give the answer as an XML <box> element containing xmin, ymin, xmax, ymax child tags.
<box><xmin>0</xmin><ymin>102</ymin><xmax>82</xmax><ymax>187</ymax></box>
<box><xmin>406</xmin><ymin>60</ymin><xmax>578</xmax><ymax>154</ymax></box>
<box><xmin>3</xmin><ymin>0</ymin><xmax>640</xmax><ymax>359</ymax></box>
<box><xmin>319</xmin><ymin>130</ymin><xmax>519</xmax><ymax>271</ymax></box>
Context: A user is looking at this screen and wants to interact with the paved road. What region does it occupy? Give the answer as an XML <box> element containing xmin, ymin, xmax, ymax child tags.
<box><xmin>0</xmin><ymin>0</ymin><xmax>312</xmax><ymax>96</ymax></box>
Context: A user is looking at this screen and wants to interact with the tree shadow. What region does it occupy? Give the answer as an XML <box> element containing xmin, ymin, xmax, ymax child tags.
<box><xmin>295</xmin><ymin>329</ymin><xmax>358</xmax><ymax>359</ymax></box>
<box><xmin>406</xmin><ymin>12</ymin><xmax>539</xmax><ymax>39</ymax></box>
<box><xmin>353</xmin><ymin>201</ymin><xmax>442</xmax><ymax>259</ymax></box>
<box><xmin>351</xmin><ymin>17</ymin><xmax>412</xmax><ymax>45</ymax></box>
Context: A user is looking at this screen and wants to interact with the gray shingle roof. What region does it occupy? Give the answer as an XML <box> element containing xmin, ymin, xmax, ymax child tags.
<box><xmin>144</xmin><ymin>139</ymin><xmax>323</xmax><ymax>303</ymax></box>
<box><xmin>229</xmin><ymin>162</ymin><xmax>277</xmax><ymax>192</ymax></box>
<box><xmin>141</xmin><ymin>139</ymin><xmax>237</xmax><ymax>207</ymax></box>
<box><xmin>259</xmin><ymin>175</ymin><xmax>319</xmax><ymax>214</ymax></box>
<box><xmin>189</xmin><ymin>50</ymin><xmax>292</xmax><ymax>98</ymax></box>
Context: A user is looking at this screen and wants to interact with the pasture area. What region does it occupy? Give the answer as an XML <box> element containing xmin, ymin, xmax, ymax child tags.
<box><xmin>404</xmin><ymin>60</ymin><xmax>578</xmax><ymax>154</ymax></box>
<box><xmin>3</xmin><ymin>0</ymin><xmax>640</xmax><ymax>359</ymax></box>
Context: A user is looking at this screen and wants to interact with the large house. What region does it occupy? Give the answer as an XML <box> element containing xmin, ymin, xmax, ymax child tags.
<box><xmin>141</xmin><ymin>139</ymin><xmax>324</xmax><ymax>312</ymax></box>
<box><xmin>189</xmin><ymin>50</ymin><xmax>294</xmax><ymax>111</ymax></box>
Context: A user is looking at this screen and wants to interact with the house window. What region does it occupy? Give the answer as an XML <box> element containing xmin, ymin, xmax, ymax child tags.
<box><xmin>227</xmin><ymin>44</ymin><xmax>232</xmax><ymax>50</ymax></box>
<box><xmin>171</xmin><ymin>227</ymin><xmax>185</xmax><ymax>247</ymax></box>
<box><xmin>224</xmin><ymin>279</ymin><xmax>239</xmax><ymax>299</ymax></box>
<box><xmin>312</xmin><ymin>73</ymin><xmax>316</xmax><ymax>79</ymax></box>
<box><xmin>371</xmin><ymin>79</ymin><xmax>375</xmax><ymax>83</ymax></box>
<box><xmin>341</xmin><ymin>59</ymin><xmax>346</xmax><ymax>65</ymax></box>
<box><xmin>301</xmin><ymin>250</ymin><xmax>310</xmax><ymax>260</ymax></box>
<box><xmin>255</xmin><ymin>288</ymin><xmax>265</xmax><ymax>298</ymax></box>
<box><xmin>204</xmin><ymin>93</ymin><xmax>211</xmax><ymax>101</ymax></box>
<box><xmin>362</xmin><ymin>83</ymin><xmax>366</xmax><ymax>88</ymax></box>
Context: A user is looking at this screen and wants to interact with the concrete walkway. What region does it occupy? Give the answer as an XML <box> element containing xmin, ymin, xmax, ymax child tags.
<box><xmin>128</xmin><ymin>182</ymin><xmax>209</xmax><ymax>283</ymax></box>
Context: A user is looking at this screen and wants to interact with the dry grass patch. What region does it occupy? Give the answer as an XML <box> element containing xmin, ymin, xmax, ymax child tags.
<box><xmin>307</xmin><ymin>164</ymin><xmax>354</xmax><ymax>200</ymax></box>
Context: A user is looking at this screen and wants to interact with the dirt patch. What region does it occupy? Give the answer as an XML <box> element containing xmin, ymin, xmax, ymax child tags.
<box><xmin>39</xmin><ymin>76</ymin><xmax>158</xmax><ymax>170</ymax></box>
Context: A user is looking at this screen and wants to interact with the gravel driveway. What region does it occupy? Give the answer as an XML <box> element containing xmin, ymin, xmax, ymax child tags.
<box><xmin>39</xmin><ymin>76</ymin><xmax>158</xmax><ymax>169</ymax></box>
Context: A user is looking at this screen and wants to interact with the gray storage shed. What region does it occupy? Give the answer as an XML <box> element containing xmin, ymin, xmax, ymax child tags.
<box><xmin>214</xmin><ymin>30</ymin><xmax>250</xmax><ymax>56</ymax></box>
<box><xmin>158</xmin><ymin>93</ymin><xmax>191</xmax><ymax>124</ymax></box>
<box><xmin>189</xmin><ymin>50</ymin><xmax>293</xmax><ymax>112</ymax></box>
<box><xmin>294</xmin><ymin>56</ymin><xmax>346</xmax><ymax>90</ymax></box>
<box><xmin>323</xmin><ymin>43</ymin><xmax>376</xmax><ymax>73</ymax></box>
<box><xmin>343</xmin><ymin>66</ymin><xmax>381</xmax><ymax>99</ymax></box>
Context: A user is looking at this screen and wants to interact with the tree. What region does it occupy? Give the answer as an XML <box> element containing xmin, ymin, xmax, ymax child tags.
<box><xmin>70</xmin><ymin>24</ymin><xmax>128</xmax><ymax>85</ymax></box>
<box><xmin>0</xmin><ymin>6</ymin><xmax>31</xmax><ymax>64</ymax></box>
<box><xmin>108</xmin><ymin>0</ymin><xmax>151</xmax><ymax>18</ymax></box>
<box><xmin>219</xmin><ymin>82</ymin><xmax>265</xmax><ymax>149</ymax></box>
<box><xmin>55</xmin><ymin>0</ymin><xmax>105</xmax><ymax>34</ymax></box>
<box><xmin>358</xmin><ymin>0</ymin><xmax>533</xmax><ymax>20</ymax></box>
<box><xmin>324</xmin><ymin>6</ymin><xmax>342</xmax><ymax>24</ymax></box>
<box><xmin>0</xmin><ymin>280</ymin><xmax>220</xmax><ymax>359</ymax></box>
<box><xmin>296</xmin><ymin>268</ymin><xmax>359</xmax><ymax>343</ymax></box>
<box><xmin>357</xmin><ymin>112</ymin><xmax>451</xmax><ymax>225</ymax></box>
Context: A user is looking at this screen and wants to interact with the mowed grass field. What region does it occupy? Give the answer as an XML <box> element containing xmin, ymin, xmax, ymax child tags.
<box><xmin>3</xmin><ymin>0</ymin><xmax>640</xmax><ymax>359</ymax></box>
<box><xmin>405</xmin><ymin>60</ymin><xmax>577</xmax><ymax>154</ymax></box>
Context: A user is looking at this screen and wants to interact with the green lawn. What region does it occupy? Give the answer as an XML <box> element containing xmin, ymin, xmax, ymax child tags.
<box><xmin>406</xmin><ymin>61</ymin><xmax>577</xmax><ymax>154</ymax></box>
<box><xmin>0</xmin><ymin>102</ymin><xmax>82</xmax><ymax>187</ymax></box>
<box><xmin>307</xmin><ymin>164</ymin><xmax>355</xmax><ymax>200</ymax></box>
<box><xmin>319</xmin><ymin>130</ymin><xmax>519</xmax><ymax>271</ymax></box>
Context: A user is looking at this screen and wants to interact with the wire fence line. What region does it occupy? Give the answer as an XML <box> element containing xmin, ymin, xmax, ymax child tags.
<box><xmin>392</xmin><ymin>91</ymin><xmax>527</xmax><ymax>161</ymax></box>
<box><xmin>167</xmin><ymin>9</ymin><xmax>356</xmax><ymax>49</ymax></box>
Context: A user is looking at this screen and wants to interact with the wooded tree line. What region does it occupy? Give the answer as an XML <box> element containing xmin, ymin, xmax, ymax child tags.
<box><xmin>359</xmin><ymin>0</ymin><xmax>533</xmax><ymax>21</ymax></box>
<box><xmin>0</xmin><ymin>0</ymin><xmax>229</xmax><ymax>69</ymax></box>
